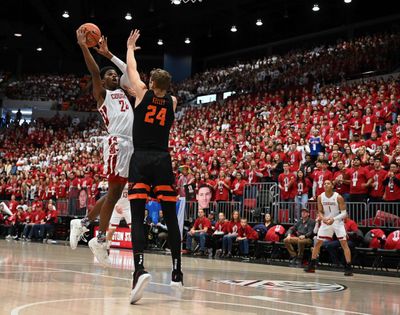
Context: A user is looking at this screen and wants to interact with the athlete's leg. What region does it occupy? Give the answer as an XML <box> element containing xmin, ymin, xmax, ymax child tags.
<box><xmin>97</xmin><ymin>181</ymin><xmax>125</xmax><ymax>236</ymax></box>
<box><xmin>106</xmin><ymin>226</ymin><xmax>117</xmax><ymax>250</ymax></box>
<box><xmin>311</xmin><ymin>239</ymin><xmax>324</xmax><ymax>260</ymax></box>
<box><xmin>87</xmin><ymin>195</ymin><xmax>107</xmax><ymax>221</ymax></box>
<box><xmin>129</xmin><ymin>183</ymin><xmax>151</xmax><ymax>271</ymax></box>
<box><xmin>339</xmin><ymin>239</ymin><xmax>352</xmax><ymax>264</ymax></box>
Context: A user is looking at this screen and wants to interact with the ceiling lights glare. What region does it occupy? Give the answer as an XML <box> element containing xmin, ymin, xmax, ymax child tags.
<box><xmin>125</xmin><ymin>12</ymin><xmax>132</xmax><ymax>20</ymax></box>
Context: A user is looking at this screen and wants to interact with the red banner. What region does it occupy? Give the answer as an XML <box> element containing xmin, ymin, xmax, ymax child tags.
<box><xmin>94</xmin><ymin>226</ymin><xmax>132</xmax><ymax>249</ymax></box>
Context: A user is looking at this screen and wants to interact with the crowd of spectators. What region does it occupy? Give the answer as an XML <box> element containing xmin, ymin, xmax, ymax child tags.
<box><xmin>172</xmin><ymin>76</ymin><xmax>400</xmax><ymax>209</ymax></box>
<box><xmin>0</xmin><ymin>113</ymin><xmax>110</xmax><ymax>239</ymax></box>
<box><xmin>176</xmin><ymin>33</ymin><xmax>400</xmax><ymax>101</ymax></box>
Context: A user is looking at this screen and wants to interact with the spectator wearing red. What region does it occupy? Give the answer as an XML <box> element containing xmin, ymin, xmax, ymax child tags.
<box><xmin>382</xmin><ymin>163</ymin><xmax>400</xmax><ymax>202</ymax></box>
<box><xmin>231</xmin><ymin>172</ymin><xmax>247</xmax><ymax>203</ymax></box>
<box><xmin>265</xmin><ymin>224</ymin><xmax>286</xmax><ymax>242</ymax></box>
<box><xmin>221</xmin><ymin>210</ymin><xmax>241</xmax><ymax>258</ymax></box>
<box><xmin>384</xmin><ymin>230</ymin><xmax>400</xmax><ymax>250</ymax></box>
<box><xmin>215</xmin><ymin>172</ymin><xmax>231</xmax><ymax>202</ymax></box>
<box><xmin>368</xmin><ymin>158</ymin><xmax>387</xmax><ymax>202</ymax></box>
<box><xmin>313</xmin><ymin>160</ymin><xmax>333</xmax><ymax>198</ymax></box>
<box><xmin>365</xmin><ymin>132</ymin><xmax>382</xmax><ymax>152</ymax></box>
<box><xmin>278</xmin><ymin>163</ymin><xmax>296</xmax><ymax>202</ymax></box>
<box><xmin>236</xmin><ymin>218</ymin><xmax>259</xmax><ymax>260</ymax></box>
<box><xmin>294</xmin><ymin>170</ymin><xmax>312</xmax><ymax>218</ymax></box>
<box><xmin>346</xmin><ymin>156</ymin><xmax>372</xmax><ymax>203</ymax></box>
<box><xmin>8</xmin><ymin>195</ymin><xmax>19</xmax><ymax>214</ymax></box>
<box><xmin>212</xmin><ymin>212</ymin><xmax>229</xmax><ymax>257</ymax></box>
<box><xmin>333</xmin><ymin>160</ymin><xmax>350</xmax><ymax>201</ymax></box>
<box><xmin>186</xmin><ymin>208</ymin><xmax>212</xmax><ymax>256</ymax></box>
<box><xmin>286</xmin><ymin>144</ymin><xmax>302</xmax><ymax>171</ymax></box>
<box><xmin>361</xmin><ymin>107</ymin><xmax>377</xmax><ymax>140</ymax></box>
<box><xmin>245</xmin><ymin>160</ymin><xmax>263</xmax><ymax>184</ymax></box>
<box><xmin>324</xmin><ymin>128</ymin><xmax>338</xmax><ymax>154</ymax></box>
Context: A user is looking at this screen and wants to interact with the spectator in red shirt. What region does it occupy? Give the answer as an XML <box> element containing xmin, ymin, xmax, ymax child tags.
<box><xmin>361</xmin><ymin>107</ymin><xmax>377</xmax><ymax>140</ymax></box>
<box><xmin>186</xmin><ymin>208</ymin><xmax>212</xmax><ymax>256</ymax></box>
<box><xmin>313</xmin><ymin>160</ymin><xmax>333</xmax><ymax>198</ymax></box>
<box><xmin>286</xmin><ymin>144</ymin><xmax>302</xmax><ymax>171</ymax></box>
<box><xmin>39</xmin><ymin>202</ymin><xmax>58</xmax><ymax>240</ymax></box>
<box><xmin>221</xmin><ymin>210</ymin><xmax>241</xmax><ymax>258</ymax></box>
<box><xmin>23</xmin><ymin>208</ymin><xmax>46</xmax><ymax>240</ymax></box>
<box><xmin>278</xmin><ymin>163</ymin><xmax>296</xmax><ymax>202</ymax></box>
<box><xmin>333</xmin><ymin>160</ymin><xmax>350</xmax><ymax>201</ymax></box>
<box><xmin>368</xmin><ymin>158</ymin><xmax>387</xmax><ymax>203</ymax></box>
<box><xmin>346</xmin><ymin>156</ymin><xmax>372</xmax><ymax>203</ymax></box>
<box><xmin>212</xmin><ymin>212</ymin><xmax>228</xmax><ymax>258</ymax></box>
<box><xmin>215</xmin><ymin>172</ymin><xmax>231</xmax><ymax>202</ymax></box>
<box><xmin>383</xmin><ymin>163</ymin><xmax>400</xmax><ymax>202</ymax></box>
<box><xmin>236</xmin><ymin>218</ymin><xmax>259</xmax><ymax>260</ymax></box>
<box><xmin>294</xmin><ymin>170</ymin><xmax>312</xmax><ymax>219</ymax></box>
<box><xmin>231</xmin><ymin>172</ymin><xmax>247</xmax><ymax>203</ymax></box>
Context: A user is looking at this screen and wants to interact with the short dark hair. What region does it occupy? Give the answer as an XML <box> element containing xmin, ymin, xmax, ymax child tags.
<box><xmin>100</xmin><ymin>66</ymin><xmax>117</xmax><ymax>79</ymax></box>
<box><xmin>150</xmin><ymin>68</ymin><xmax>172</xmax><ymax>90</ymax></box>
<box><xmin>197</xmin><ymin>184</ymin><xmax>213</xmax><ymax>194</ymax></box>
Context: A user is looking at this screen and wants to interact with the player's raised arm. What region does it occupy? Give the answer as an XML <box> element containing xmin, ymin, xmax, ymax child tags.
<box><xmin>126</xmin><ymin>29</ymin><xmax>147</xmax><ymax>105</ymax></box>
<box><xmin>76</xmin><ymin>28</ymin><xmax>106</xmax><ymax>107</ymax></box>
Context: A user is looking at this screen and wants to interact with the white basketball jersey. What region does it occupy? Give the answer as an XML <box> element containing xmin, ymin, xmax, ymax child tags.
<box><xmin>98</xmin><ymin>89</ymin><xmax>133</xmax><ymax>138</ymax></box>
<box><xmin>321</xmin><ymin>192</ymin><xmax>340</xmax><ymax>218</ymax></box>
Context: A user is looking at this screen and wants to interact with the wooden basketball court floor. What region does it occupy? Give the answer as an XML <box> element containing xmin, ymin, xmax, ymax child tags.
<box><xmin>0</xmin><ymin>240</ymin><xmax>399</xmax><ymax>315</ymax></box>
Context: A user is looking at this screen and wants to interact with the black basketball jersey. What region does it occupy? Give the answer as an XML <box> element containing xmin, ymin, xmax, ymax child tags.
<box><xmin>133</xmin><ymin>90</ymin><xmax>175</xmax><ymax>152</ymax></box>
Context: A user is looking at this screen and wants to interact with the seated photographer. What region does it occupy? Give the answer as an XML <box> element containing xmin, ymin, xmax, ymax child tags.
<box><xmin>152</xmin><ymin>210</ymin><xmax>168</xmax><ymax>249</ymax></box>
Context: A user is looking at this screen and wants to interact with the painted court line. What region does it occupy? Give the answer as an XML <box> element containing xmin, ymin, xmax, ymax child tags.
<box><xmin>41</xmin><ymin>265</ymin><xmax>370</xmax><ymax>315</ymax></box>
<box><xmin>10</xmin><ymin>297</ymin><xmax>308</xmax><ymax>315</ymax></box>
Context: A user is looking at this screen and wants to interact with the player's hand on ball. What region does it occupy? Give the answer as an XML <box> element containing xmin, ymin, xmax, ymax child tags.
<box><xmin>76</xmin><ymin>28</ymin><xmax>88</xmax><ymax>47</ymax></box>
<box><xmin>94</xmin><ymin>36</ymin><xmax>111</xmax><ymax>58</ymax></box>
<box><xmin>127</xmin><ymin>29</ymin><xmax>140</xmax><ymax>50</ymax></box>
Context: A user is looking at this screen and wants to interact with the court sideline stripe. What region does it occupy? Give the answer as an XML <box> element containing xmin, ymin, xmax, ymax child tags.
<box><xmin>41</xmin><ymin>266</ymin><xmax>371</xmax><ymax>315</ymax></box>
<box><xmin>9</xmin><ymin>297</ymin><xmax>309</xmax><ymax>315</ymax></box>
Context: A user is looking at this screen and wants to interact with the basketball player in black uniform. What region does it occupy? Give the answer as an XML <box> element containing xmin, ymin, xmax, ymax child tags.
<box><xmin>126</xmin><ymin>29</ymin><xmax>183</xmax><ymax>304</ymax></box>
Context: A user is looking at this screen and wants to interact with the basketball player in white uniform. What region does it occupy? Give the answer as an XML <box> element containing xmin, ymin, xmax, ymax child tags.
<box><xmin>106</xmin><ymin>184</ymin><xmax>131</xmax><ymax>253</ymax></box>
<box><xmin>305</xmin><ymin>180</ymin><xmax>353</xmax><ymax>276</ymax></box>
<box><xmin>70</xmin><ymin>27</ymin><xmax>134</xmax><ymax>267</ymax></box>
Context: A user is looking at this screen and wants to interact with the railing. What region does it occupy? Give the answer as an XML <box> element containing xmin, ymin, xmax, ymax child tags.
<box><xmin>1</xmin><ymin>182</ymin><xmax>399</xmax><ymax>229</ymax></box>
<box><xmin>242</xmin><ymin>182</ymin><xmax>280</xmax><ymax>222</ymax></box>
<box><xmin>184</xmin><ymin>201</ymin><xmax>241</xmax><ymax>222</ymax></box>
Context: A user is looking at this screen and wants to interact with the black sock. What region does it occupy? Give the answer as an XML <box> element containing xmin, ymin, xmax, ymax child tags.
<box><xmin>134</xmin><ymin>253</ymin><xmax>144</xmax><ymax>271</ymax></box>
<box><xmin>160</xmin><ymin>200</ymin><xmax>182</xmax><ymax>274</ymax></box>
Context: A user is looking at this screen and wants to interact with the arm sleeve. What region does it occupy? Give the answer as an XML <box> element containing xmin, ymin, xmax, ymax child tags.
<box><xmin>110</xmin><ymin>56</ymin><xmax>127</xmax><ymax>74</ymax></box>
<box><xmin>334</xmin><ymin>210</ymin><xmax>347</xmax><ymax>222</ymax></box>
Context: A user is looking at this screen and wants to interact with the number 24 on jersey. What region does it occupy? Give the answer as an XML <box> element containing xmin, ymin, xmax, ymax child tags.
<box><xmin>144</xmin><ymin>105</ymin><xmax>166</xmax><ymax>126</ymax></box>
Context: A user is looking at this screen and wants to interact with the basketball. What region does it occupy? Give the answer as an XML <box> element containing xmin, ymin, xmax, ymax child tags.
<box><xmin>79</xmin><ymin>23</ymin><xmax>101</xmax><ymax>48</ymax></box>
